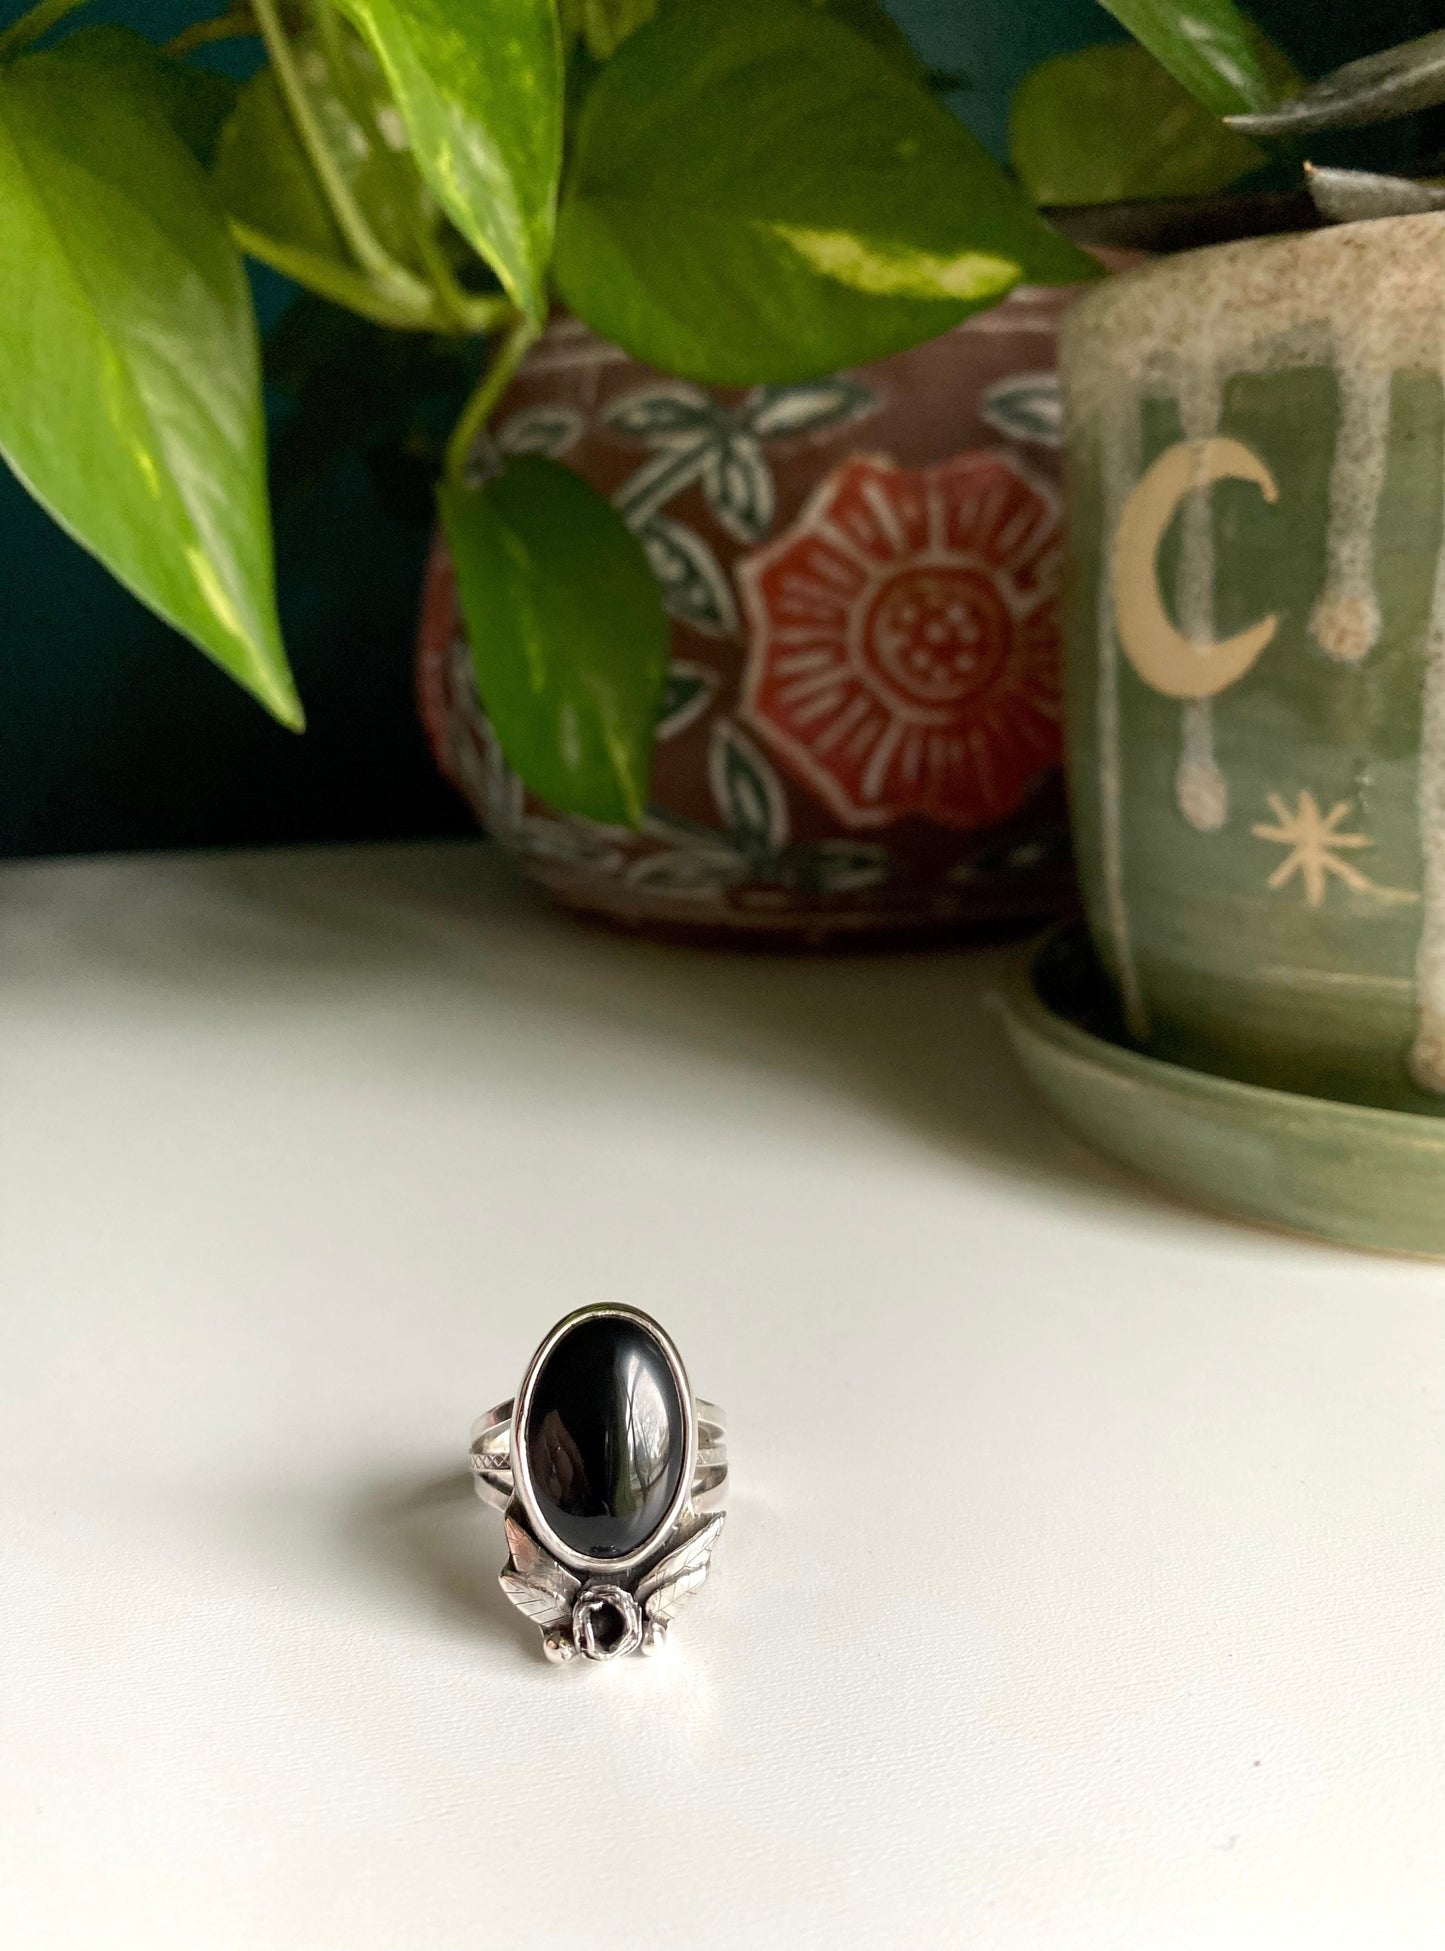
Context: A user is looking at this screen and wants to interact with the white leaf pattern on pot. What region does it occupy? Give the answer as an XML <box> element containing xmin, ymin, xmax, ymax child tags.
<box><xmin>628</xmin><ymin>845</ymin><xmax>747</xmax><ymax>896</ymax></box>
<box><xmin>803</xmin><ymin>840</ymin><xmax>890</xmax><ymax>892</ymax></box>
<box><xmin>701</xmin><ymin>435</ymin><xmax>774</xmax><ymax>542</ymax></box>
<box><xmin>517</xmin><ymin>819</ymin><xmax>627</xmax><ymax>872</ymax></box>
<box><xmin>638</xmin><ymin>515</ymin><xmax>737</xmax><ymax>634</ymax></box>
<box><xmin>495</xmin><ymin>405</ymin><xmax>585</xmax><ymax>458</ymax></box>
<box><xmin>709</xmin><ymin>720</ymin><xmax>789</xmax><ymax>853</ymax></box>
<box><xmin>979</xmin><ymin>373</ymin><xmax>1062</xmax><ymax>448</ymax></box>
<box><xmin>655</xmin><ymin>659</ymin><xmax>717</xmax><ymax>740</ymax></box>
<box><xmin>745</xmin><ymin>377</ymin><xmax>877</xmax><ymax>439</ymax></box>
<box><xmin>605</xmin><ymin>383</ymin><xmax>718</xmax><ymax>440</ymax></box>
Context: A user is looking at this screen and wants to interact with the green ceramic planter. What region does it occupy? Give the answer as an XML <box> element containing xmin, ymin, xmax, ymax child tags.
<box><xmin>1001</xmin><ymin>927</ymin><xmax>1445</xmax><ymax>1259</ymax></box>
<box><xmin>1060</xmin><ymin>214</ymin><xmax>1445</xmax><ymax>1115</ymax></box>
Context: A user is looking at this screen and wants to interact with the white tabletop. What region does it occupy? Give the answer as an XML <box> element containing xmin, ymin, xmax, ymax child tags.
<box><xmin>3</xmin><ymin>841</ymin><xmax>1443</xmax><ymax>1950</ymax></box>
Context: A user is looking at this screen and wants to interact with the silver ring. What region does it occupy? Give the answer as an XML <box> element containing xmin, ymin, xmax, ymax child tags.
<box><xmin>471</xmin><ymin>1304</ymin><xmax>727</xmax><ymax>1663</ymax></box>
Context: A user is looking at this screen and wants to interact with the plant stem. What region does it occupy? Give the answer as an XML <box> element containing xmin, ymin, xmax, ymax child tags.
<box><xmin>251</xmin><ymin>0</ymin><xmax>419</xmax><ymax>298</ymax></box>
<box><xmin>406</xmin><ymin>217</ymin><xmax>479</xmax><ymax>333</ymax></box>
<box><xmin>165</xmin><ymin>11</ymin><xmax>258</xmax><ymax>55</ymax></box>
<box><xmin>0</xmin><ymin>0</ymin><xmax>89</xmax><ymax>59</ymax></box>
<box><xmin>307</xmin><ymin>0</ymin><xmax>475</xmax><ymax>331</ymax></box>
<box><xmin>230</xmin><ymin>221</ymin><xmax>444</xmax><ymax>327</ymax></box>
<box><xmin>449</xmin><ymin>289</ymin><xmax>516</xmax><ymax>336</ymax></box>
<box><xmin>444</xmin><ymin>315</ymin><xmax>537</xmax><ymax>488</ymax></box>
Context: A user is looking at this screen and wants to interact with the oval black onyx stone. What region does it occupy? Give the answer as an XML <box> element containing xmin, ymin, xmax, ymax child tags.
<box><xmin>523</xmin><ymin>1314</ymin><xmax>686</xmax><ymax>1560</ymax></box>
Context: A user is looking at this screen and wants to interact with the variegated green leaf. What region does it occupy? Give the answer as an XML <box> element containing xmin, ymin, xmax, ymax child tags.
<box><xmin>215</xmin><ymin>27</ymin><xmax>439</xmax><ymax>292</ymax></box>
<box><xmin>0</xmin><ymin>30</ymin><xmax>297</xmax><ymax>726</ymax></box>
<box><xmin>554</xmin><ymin>0</ymin><xmax>1098</xmax><ymax>386</ymax></box>
<box><xmin>441</xmin><ymin>455</ymin><xmax>669</xmax><ymax>823</ymax></box>
<box><xmin>1011</xmin><ymin>41</ymin><xmax>1268</xmax><ymax>205</ymax></box>
<box><xmin>333</xmin><ymin>0</ymin><xmax>562</xmax><ymax>321</ymax></box>
<box><xmin>1097</xmin><ymin>0</ymin><xmax>1277</xmax><ymax>118</ymax></box>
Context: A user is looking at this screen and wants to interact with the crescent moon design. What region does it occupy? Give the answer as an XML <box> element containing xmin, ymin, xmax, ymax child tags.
<box><xmin>1111</xmin><ymin>436</ymin><xmax>1280</xmax><ymax>701</ymax></box>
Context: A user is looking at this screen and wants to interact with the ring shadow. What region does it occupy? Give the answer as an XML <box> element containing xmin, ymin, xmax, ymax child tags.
<box><xmin>346</xmin><ymin>1466</ymin><xmax>539</xmax><ymax>1662</ymax></box>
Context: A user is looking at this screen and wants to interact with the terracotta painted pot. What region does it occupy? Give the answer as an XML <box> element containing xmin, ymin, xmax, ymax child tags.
<box><xmin>418</xmin><ymin>297</ymin><xmax>1082</xmax><ymax>943</ymax></box>
<box><xmin>1061</xmin><ymin>214</ymin><xmax>1445</xmax><ymax>1111</ymax></box>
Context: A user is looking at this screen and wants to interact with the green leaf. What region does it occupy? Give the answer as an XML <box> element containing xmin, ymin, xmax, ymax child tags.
<box><xmin>1011</xmin><ymin>42</ymin><xmax>1266</xmax><ymax>205</ymax></box>
<box><xmin>562</xmin><ymin>0</ymin><xmax>658</xmax><ymax>61</ymax></box>
<box><xmin>333</xmin><ymin>0</ymin><xmax>562</xmax><ymax>322</ymax></box>
<box><xmin>1097</xmin><ymin>0</ymin><xmax>1276</xmax><ymax>118</ymax></box>
<box><xmin>553</xmin><ymin>0</ymin><xmax>1099</xmax><ymax>387</ymax></box>
<box><xmin>561</xmin><ymin>0</ymin><xmax>920</xmax><ymax>72</ymax></box>
<box><xmin>810</xmin><ymin>0</ymin><xmax>924</xmax><ymax>82</ymax></box>
<box><xmin>71</xmin><ymin>25</ymin><xmax>237</xmax><ymax>168</ymax></box>
<box><xmin>215</xmin><ymin>28</ymin><xmax>438</xmax><ymax>289</ymax></box>
<box><xmin>0</xmin><ymin>0</ymin><xmax>91</xmax><ymax>62</ymax></box>
<box><xmin>0</xmin><ymin>33</ymin><xmax>298</xmax><ymax>726</ymax></box>
<box><xmin>440</xmin><ymin>455</ymin><xmax>669</xmax><ymax>823</ymax></box>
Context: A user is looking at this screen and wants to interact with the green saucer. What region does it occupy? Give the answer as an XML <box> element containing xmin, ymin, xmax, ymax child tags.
<box><xmin>1001</xmin><ymin>927</ymin><xmax>1445</xmax><ymax>1258</ymax></box>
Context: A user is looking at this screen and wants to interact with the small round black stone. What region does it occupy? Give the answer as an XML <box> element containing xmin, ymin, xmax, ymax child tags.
<box><xmin>590</xmin><ymin>1601</ymin><xmax>627</xmax><ymax>1652</ymax></box>
<box><xmin>524</xmin><ymin>1314</ymin><xmax>685</xmax><ymax>1560</ymax></box>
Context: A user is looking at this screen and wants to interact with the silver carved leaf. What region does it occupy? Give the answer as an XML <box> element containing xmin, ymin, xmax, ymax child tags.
<box><xmin>499</xmin><ymin>1514</ymin><xmax>580</xmax><ymax>1631</ymax></box>
<box><xmin>636</xmin><ymin>1512</ymin><xmax>725</xmax><ymax>1625</ymax></box>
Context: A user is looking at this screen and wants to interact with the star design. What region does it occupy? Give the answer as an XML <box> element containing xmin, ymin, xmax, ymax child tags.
<box><xmin>1251</xmin><ymin>791</ymin><xmax>1375</xmax><ymax>907</ymax></box>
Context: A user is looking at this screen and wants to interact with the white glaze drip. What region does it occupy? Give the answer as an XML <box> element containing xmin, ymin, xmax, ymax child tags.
<box><xmin>1062</xmin><ymin>216</ymin><xmax>1445</xmax><ymax>1082</ymax></box>
<box><xmin>1174</xmin><ymin>364</ymin><xmax>1228</xmax><ymax>829</ymax></box>
<box><xmin>1411</xmin><ymin>440</ymin><xmax>1445</xmax><ymax>1093</ymax></box>
<box><xmin>1177</xmin><ymin>701</ymin><xmax>1228</xmax><ymax>831</ymax></box>
<box><xmin>1311</xmin><ymin>361</ymin><xmax>1390</xmax><ymax>664</ymax></box>
<box><xmin>1095</xmin><ymin>398</ymin><xmax>1148</xmax><ymax>1041</ymax></box>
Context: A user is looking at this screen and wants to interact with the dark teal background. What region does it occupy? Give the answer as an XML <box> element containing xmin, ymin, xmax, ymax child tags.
<box><xmin>0</xmin><ymin>0</ymin><xmax>1432</xmax><ymax>853</ymax></box>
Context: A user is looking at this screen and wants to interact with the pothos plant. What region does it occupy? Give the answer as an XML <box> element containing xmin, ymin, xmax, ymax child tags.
<box><xmin>1010</xmin><ymin>4</ymin><xmax>1445</xmax><ymax>225</ymax></box>
<box><xmin>0</xmin><ymin>0</ymin><xmax>1303</xmax><ymax>826</ymax></box>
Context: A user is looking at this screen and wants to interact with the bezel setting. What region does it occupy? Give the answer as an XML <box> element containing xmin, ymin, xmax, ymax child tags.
<box><xmin>511</xmin><ymin>1303</ymin><xmax>698</xmax><ymax>1580</ymax></box>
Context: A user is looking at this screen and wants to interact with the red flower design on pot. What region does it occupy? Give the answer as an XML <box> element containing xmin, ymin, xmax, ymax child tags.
<box><xmin>738</xmin><ymin>453</ymin><xmax>1062</xmax><ymax>830</ymax></box>
<box><xmin>416</xmin><ymin>294</ymin><xmax>1112</xmax><ymax>943</ymax></box>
